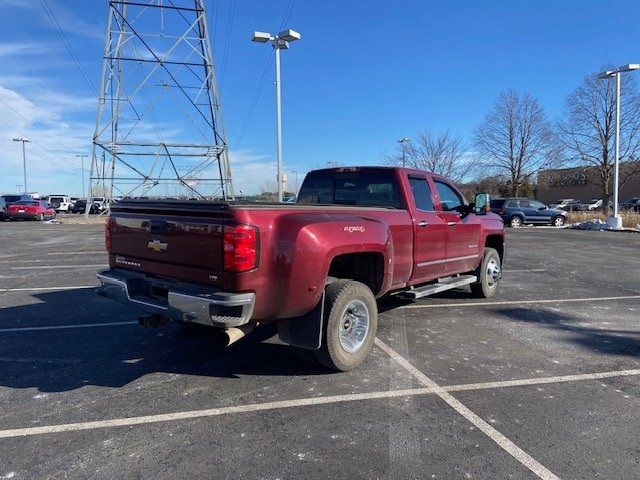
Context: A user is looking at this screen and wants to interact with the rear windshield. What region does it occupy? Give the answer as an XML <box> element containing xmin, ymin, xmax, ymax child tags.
<box><xmin>15</xmin><ymin>201</ymin><xmax>38</xmax><ymax>206</ymax></box>
<box><xmin>490</xmin><ymin>199</ymin><xmax>506</xmax><ymax>208</ymax></box>
<box><xmin>298</xmin><ymin>169</ymin><xmax>402</xmax><ymax>208</ymax></box>
<box><xmin>3</xmin><ymin>195</ymin><xmax>21</xmax><ymax>202</ymax></box>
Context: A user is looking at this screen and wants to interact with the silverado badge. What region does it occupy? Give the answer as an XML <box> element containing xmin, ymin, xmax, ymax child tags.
<box><xmin>147</xmin><ymin>239</ymin><xmax>168</xmax><ymax>252</ymax></box>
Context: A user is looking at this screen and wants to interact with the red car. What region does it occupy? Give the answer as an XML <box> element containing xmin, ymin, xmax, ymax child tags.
<box><xmin>7</xmin><ymin>200</ymin><xmax>56</xmax><ymax>221</ymax></box>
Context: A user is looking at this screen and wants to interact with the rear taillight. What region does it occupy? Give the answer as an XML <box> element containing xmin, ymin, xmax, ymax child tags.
<box><xmin>105</xmin><ymin>217</ymin><xmax>114</xmax><ymax>253</ymax></box>
<box><xmin>499</xmin><ymin>208</ymin><xmax>505</xmax><ymax>214</ymax></box>
<box><xmin>223</xmin><ymin>225</ymin><xmax>258</xmax><ymax>272</ymax></box>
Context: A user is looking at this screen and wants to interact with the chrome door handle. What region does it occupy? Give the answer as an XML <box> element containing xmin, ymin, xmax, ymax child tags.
<box><xmin>417</xmin><ymin>220</ymin><xmax>429</xmax><ymax>227</ymax></box>
<box><xmin>447</xmin><ymin>221</ymin><xmax>457</xmax><ymax>226</ymax></box>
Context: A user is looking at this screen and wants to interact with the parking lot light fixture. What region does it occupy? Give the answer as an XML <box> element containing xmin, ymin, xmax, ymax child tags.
<box><xmin>251</xmin><ymin>28</ymin><xmax>301</xmax><ymax>202</ymax></box>
<box><xmin>12</xmin><ymin>138</ymin><xmax>30</xmax><ymax>195</ymax></box>
<box><xmin>597</xmin><ymin>64</ymin><xmax>640</xmax><ymax>229</ymax></box>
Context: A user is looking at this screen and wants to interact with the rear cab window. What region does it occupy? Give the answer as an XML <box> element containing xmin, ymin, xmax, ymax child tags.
<box><xmin>298</xmin><ymin>168</ymin><xmax>403</xmax><ymax>208</ymax></box>
<box><xmin>408</xmin><ymin>176</ymin><xmax>434</xmax><ymax>211</ymax></box>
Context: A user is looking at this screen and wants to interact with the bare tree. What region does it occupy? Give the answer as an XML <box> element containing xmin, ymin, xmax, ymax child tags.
<box><xmin>558</xmin><ymin>69</ymin><xmax>640</xmax><ymax>209</ymax></box>
<box><xmin>473</xmin><ymin>90</ymin><xmax>558</xmax><ymax>196</ymax></box>
<box><xmin>383</xmin><ymin>128</ymin><xmax>474</xmax><ymax>183</ymax></box>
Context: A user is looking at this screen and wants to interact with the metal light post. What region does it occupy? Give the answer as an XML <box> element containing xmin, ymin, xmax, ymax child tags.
<box><xmin>252</xmin><ymin>29</ymin><xmax>301</xmax><ymax>202</ymax></box>
<box><xmin>397</xmin><ymin>137</ymin><xmax>410</xmax><ymax>167</ymax></box>
<box><xmin>12</xmin><ymin>138</ymin><xmax>30</xmax><ymax>194</ymax></box>
<box><xmin>76</xmin><ymin>154</ymin><xmax>88</xmax><ymax>198</ymax></box>
<box><xmin>598</xmin><ymin>64</ymin><xmax>640</xmax><ymax>229</ymax></box>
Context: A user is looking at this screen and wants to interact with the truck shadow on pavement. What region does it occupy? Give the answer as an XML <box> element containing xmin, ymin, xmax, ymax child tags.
<box><xmin>492</xmin><ymin>307</ymin><xmax>640</xmax><ymax>358</ymax></box>
<box><xmin>0</xmin><ymin>289</ymin><xmax>338</xmax><ymax>392</ymax></box>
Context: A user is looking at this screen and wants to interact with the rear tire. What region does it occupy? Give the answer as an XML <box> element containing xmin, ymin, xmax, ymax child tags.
<box><xmin>37</xmin><ymin>213</ymin><xmax>44</xmax><ymax>221</ymax></box>
<box><xmin>508</xmin><ymin>216</ymin><xmax>523</xmax><ymax>228</ymax></box>
<box><xmin>470</xmin><ymin>248</ymin><xmax>501</xmax><ymax>298</ymax></box>
<box><xmin>314</xmin><ymin>280</ymin><xmax>377</xmax><ymax>372</ymax></box>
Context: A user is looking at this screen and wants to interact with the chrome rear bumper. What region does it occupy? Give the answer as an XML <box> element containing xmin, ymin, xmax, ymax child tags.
<box><xmin>97</xmin><ymin>269</ymin><xmax>255</xmax><ymax>327</ymax></box>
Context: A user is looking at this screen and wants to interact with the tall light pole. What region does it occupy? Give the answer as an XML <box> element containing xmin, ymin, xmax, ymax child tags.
<box><xmin>397</xmin><ymin>137</ymin><xmax>410</xmax><ymax>167</ymax></box>
<box><xmin>76</xmin><ymin>154</ymin><xmax>88</xmax><ymax>198</ymax></box>
<box><xmin>291</xmin><ymin>169</ymin><xmax>299</xmax><ymax>193</ymax></box>
<box><xmin>598</xmin><ymin>64</ymin><xmax>640</xmax><ymax>229</ymax></box>
<box><xmin>12</xmin><ymin>138</ymin><xmax>30</xmax><ymax>194</ymax></box>
<box><xmin>252</xmin><ymin>29</ymin><xmax>301</xmax><ymax>202</ymax></box>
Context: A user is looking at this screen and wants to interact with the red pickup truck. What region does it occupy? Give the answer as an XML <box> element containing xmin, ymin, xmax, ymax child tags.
<box><xmin>98</xmin><ymin>167</ymin><xmax>504</xmax><ymax>371</ymax></box>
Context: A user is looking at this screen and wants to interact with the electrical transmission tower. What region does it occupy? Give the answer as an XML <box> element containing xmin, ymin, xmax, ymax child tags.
<box><xmin>88</xmin><ymin>0</ymin><xmax>233</xmax><ymax>213</ymax></box>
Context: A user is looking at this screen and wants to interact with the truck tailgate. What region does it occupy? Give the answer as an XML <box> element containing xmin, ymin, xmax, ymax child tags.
<box><xmin>108</xmin><ymin>201</ymin><xmax>229</xmax><ymax>280</ymax></box>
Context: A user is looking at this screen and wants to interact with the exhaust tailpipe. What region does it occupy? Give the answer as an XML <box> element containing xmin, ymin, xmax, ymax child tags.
<box><xmin>218</xmin><ymin>324</ymin><xmax>255</xmax><ymax>347</ymax></box>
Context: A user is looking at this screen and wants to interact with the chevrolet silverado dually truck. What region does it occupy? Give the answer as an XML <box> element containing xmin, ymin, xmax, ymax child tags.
<box><xmin>97</xmin><ymin>167</ymin><xmax>505</xmax><ymax>371</ymax></box>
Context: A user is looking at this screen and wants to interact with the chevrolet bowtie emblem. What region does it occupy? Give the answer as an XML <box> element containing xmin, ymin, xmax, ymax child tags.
<box><xmin>147</xmin><ymin>239</ymin><xmax>168</xmax><ymax>252</ymax></box>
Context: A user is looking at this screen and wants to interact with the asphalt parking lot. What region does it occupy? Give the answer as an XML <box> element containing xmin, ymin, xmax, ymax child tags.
<box><xmin>0</xmin><ymin>222</ymin><xmax>639</xmax><ymax>479</ymax></box>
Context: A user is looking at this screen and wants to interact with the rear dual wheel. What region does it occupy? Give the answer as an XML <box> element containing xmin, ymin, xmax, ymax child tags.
<box><xmin>294</xmin><ymin>280</ymin><xmax>378</xmax><ymax>372</ymax></box>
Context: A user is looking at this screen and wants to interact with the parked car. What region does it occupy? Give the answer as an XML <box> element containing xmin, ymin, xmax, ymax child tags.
<box><xmin>97</xmin><ymin>166</ymin><xmax>505</xmax><ymax>371</ymax></box>
<box><xmin>70</xmin><ymin>199</ymin><xmax>101</xmax><ymax>214</ymax></box>
<box><xmin>46</xmin><ymin>195</ymin><xmax>73</xmax><ymax>212</ymax></box>
<box><xmin>490</xmin><ymin>197</ymin><xmax>567</xmax><ymax>227</ymax></box>
<box><xmin>7</xmin><ymin>200</ymin><xmax>56</xmax><ymax>221</ymax></box>
<box><xmin>90</xmin><ymin>196</ymin><xmax>108</xmax><ymax>211</ymax></box>
<box><xmin>549</xmin><ymin>198</ymin><xmax>583</xmax><ymax>212</ymax></box>
<box><xmin>584</xmin><ymin>198</ymin><xmax>603</xmax><ymax>211</ymax></box>
<box><xmin>620</xmin><ymin>197</ymin><xmax>640</xmax><ymax>212</ymax></box>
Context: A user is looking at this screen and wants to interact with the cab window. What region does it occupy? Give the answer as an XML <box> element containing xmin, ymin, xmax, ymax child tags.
<box><xmin>408</xmin><ymin>176</ymin><xmax>434</xmax><ymax>211</ymax></box>
<box><xmin>434</xmin><ymin>180</ymin><xmax>463</xmax><ymax>212</ymax></box>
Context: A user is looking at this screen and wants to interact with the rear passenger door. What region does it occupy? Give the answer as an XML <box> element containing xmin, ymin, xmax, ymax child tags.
<box><xmin>407</xmin><ymin>175</ymin><xmax>447</xmax><ymax>282</ymax></box>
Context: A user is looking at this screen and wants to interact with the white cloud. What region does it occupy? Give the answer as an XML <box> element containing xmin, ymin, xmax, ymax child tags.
<box><xmin>0</xmin><ymin>41</ymin><xmax>58</xmax><ymax>57</ymax></box>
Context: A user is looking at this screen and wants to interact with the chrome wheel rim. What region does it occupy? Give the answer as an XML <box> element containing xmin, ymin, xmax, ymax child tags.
<box><xmin>511</xmin><ymin>217</ymin><xmax>522</xmax><ymax>227</ymax></box>
<box><xmin>486</xmin><ymin>258</ymin><xmax>501</xmax><ymax>289</ymax></box>
<box><xmin>554</xmin><ymin>217</ymin><xmax>564</xmax><ymax>227</ymax></box>
<box><xmin>338</xmin><ymin>299</ymin><xmax>370</xmax><ymax>353</ymax></box>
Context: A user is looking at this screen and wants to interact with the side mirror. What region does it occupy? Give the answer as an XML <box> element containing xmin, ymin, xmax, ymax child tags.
<box><xmin>538</xmin><ymin>206</ymin><xmax>546</xmax><ymax>211</ymax></box>
<box><xmin>474</xmin><ymin>193</ymin><xmax>490</xmax><ymax>215</ymax></box>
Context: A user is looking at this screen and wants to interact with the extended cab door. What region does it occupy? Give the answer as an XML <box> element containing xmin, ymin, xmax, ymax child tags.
<box><xmin>407</xmin><ymin>175</ymin><xmax>447</xmax><ymax>282</ymax></box>
<box><xmin>432</xmin><ymin>178</ymin><xmax>482</xmax><ymax>275</ymax></box>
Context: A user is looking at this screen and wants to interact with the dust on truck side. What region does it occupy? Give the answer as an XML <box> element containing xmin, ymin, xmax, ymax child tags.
<box><xmin>97</xmin><ymin>167</ymin><xmax>505</xmax><ymax>371</ymax></box>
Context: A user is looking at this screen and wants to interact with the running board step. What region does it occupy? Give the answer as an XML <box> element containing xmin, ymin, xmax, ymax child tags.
<box><xmin>402</xmin><ymin>275</ymin><xmax>478</xmax><ymax>299</ymax></box>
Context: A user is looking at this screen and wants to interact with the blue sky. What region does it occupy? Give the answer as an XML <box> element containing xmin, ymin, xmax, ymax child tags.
<box><xmin>1</xmin><ymin>0</ymin><xmax>639</xmax><ymax>196</ymax></box>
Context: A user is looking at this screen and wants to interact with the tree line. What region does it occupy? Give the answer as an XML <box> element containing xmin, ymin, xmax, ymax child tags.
<box><xmin>384</xmin><ymin>66</ymin><xmax>640</xmax><ymax>205</ymax></box>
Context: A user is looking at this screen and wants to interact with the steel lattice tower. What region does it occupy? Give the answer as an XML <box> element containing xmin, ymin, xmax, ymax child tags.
<box><xmin>88</xmin><ymin>0</ymin><xmax>233</xmax><ymax>212</ymax></box>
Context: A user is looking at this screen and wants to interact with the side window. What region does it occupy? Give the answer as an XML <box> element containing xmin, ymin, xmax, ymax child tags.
<box><xmin>408</xmin><ymin>177</ymin><xmax>434</xmax><ymax>211</ymax></box>
<box><xmin>434</xmin><ymin>181</ymin><xmax>463</xmax><ymax>212</ymax></box>
<box><xmin>519</xmin><ymin>200</ymin><xmax>531</xmax><ymax>208</ymax></box>
<box><xmin>530</xmin><ymin>200</ymin><xmax>545</xmax><ymax>209</ymax></box>
<box><xmin>506</xmin><ymin>200</ymin><xmax>519</xmax><ymax>208</ymax></box>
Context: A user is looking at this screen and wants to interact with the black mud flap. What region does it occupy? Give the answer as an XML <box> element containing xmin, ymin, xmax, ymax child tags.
<box><xmin>277</xmin><ymin>291</ymin><xmax>325</xmax><ymax>350</ymax></box>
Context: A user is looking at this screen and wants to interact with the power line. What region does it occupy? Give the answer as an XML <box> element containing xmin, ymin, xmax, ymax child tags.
<box><xmin>39</xmin><ymin>0</ymin><xmax>98</xmax><ymax>97</ymax></box>
<box><xmin>218</xmin><ymin>0</ymin><xmax>236</xmax><ymax>90</ymax></box>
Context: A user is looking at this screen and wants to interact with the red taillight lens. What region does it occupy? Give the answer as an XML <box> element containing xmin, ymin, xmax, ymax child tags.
<box><xmin>499</xmin><ymin>208</ymin><xmax>505</xmax><ymax>214</ymax></box>
<box><xmin>105</xmin><ymin>217</ymin><xmax>114</xmax><ymax>253</ymax></box>
<box><xmin>223</xmin><ymin>225</ymin><xmax>258</xmax><ymax>272</ymax></box>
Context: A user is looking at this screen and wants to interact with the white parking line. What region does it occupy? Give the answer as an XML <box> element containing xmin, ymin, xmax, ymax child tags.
<box><xmin>0</xmin><ymin>365</ymin><xmax>638</xmax><ymax>441</ymax></box>
<box><xmin>0</xmin><ymin>286</ymin><xmax>96</xmax><ymax>293</ymax></box>
<box><xmin>46</xmin><ymin>252</ymin><xmax>106</xmax><ymax>256</ymax></box>
<box><xmin>400</xmin><ymin>295</ymin><xmax>640</xmax><ymax>309</ymax></box>
<box><xmin>374</xmin><ymin>338</ymin><xmax>560</xmax><ymax>480</ymax></box>
<box><xmin>10</xmin><ymin>265</ymin><xmax>107</xmax><ymax>270</ymax></box>
<box><xmin>506</xmin><ymin>269</ymin><xmax>547</xmax><ymax>273</ymax></box>
<box><xmin>0</xmin><ymin>321</ymin><xmax>137</xmax><ymax>333</ymax></box>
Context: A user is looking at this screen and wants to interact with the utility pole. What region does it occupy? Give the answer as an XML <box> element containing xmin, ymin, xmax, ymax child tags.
<box><xmin>397</xmin><ymin>137</ymin><xmax>410</xmax><ymax>168</ymax></box>
<box><xmin>76</xmin><ymin>154</ymin><xmax>88</xmax><ymax>198</ymax></box>
<box><xmin>252</xmin><ymin>29</ymin><xmax>301</xmax><ymax>202</ymax></box>
<box><xmin>291</xmin><ymin>170</ymin><xmax>299</xmax><ymax>193</ymax></box>
<box><xmin>12</xmin><ymin>138</ymin><xmax>30</xmax><ymax>194</ymax></box>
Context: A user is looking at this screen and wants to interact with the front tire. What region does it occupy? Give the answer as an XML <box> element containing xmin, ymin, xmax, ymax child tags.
<box><xmin>470</xmin><ymin>248</ymin><xmax>501</xmax><ymax>298</ymax></box>
<box><xmin>552</xmin><ymin>216</ymin><xmax>565</xmax><ymax>227</ymax></box>
<box><xmin>508</xmin><ymin>216</ymin><xmax>523</xmax><ymax>228</ymax></box>
<box><xmin>314</xmin><ymin>280</ymin><xmax>377</xmax><ymax>372</ymax></box>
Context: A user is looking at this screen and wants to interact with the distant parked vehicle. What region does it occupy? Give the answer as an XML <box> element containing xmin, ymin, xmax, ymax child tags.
<box><xmin>620</xmin><ymin>197</ymin><xmax>640</xmax><ymax>212</ymax></box>
<box><xmin>549</xmin><ymin>198</ymin><xmax>583</xmax><ymax>212</ymax></box>
<box><xmin>70</xmin><ymin>199</ymin><xmax>101</xmax><ymax>214</ymax></box>
<box><xmin>491</xmin><ymin>197</ymin><xmax>567</xmax><ymax>227</ymax></box>
<box><xmin>584</xmin><ymin>198</ymin><xmax>603</xmax><ymax>211</ymax></box>
<box><xmin>47</xmin><ymin>195</ymin><xmax>73</xmax><ymax>212</ymax></box>
<box><xmin>0</xmin><ymin>197</ymin><xmax>7</xmax><ymax>221</ymax></box>
<box><xmin>7</xmin><ymin>200</ymin><xmax>56</xmax><ymax>221</ymax></box>
<box><xmin>90</xmin><ymin>196</ymin><xmax>108</xmax><ymax>211</ymax></box>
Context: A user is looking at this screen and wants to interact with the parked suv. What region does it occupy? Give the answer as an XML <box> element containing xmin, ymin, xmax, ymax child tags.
<box><xmin>620</xmin><ymin>197</ymin><xmax>640</xmax><ymax>212</ymax></box>
<box><xmin>584</xmin><ymin>198</ymin><xmax>603</xmax><ymax>211</ymax></box>
<box><xmin>47</xmin><ymin>195</ymin><xmax>72</xmax><ymax>212</ymax></box>
<box><xmin>491</xmin><ymin>198</ymin><xmax>567</xmax><ymax>227</ymax></box>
